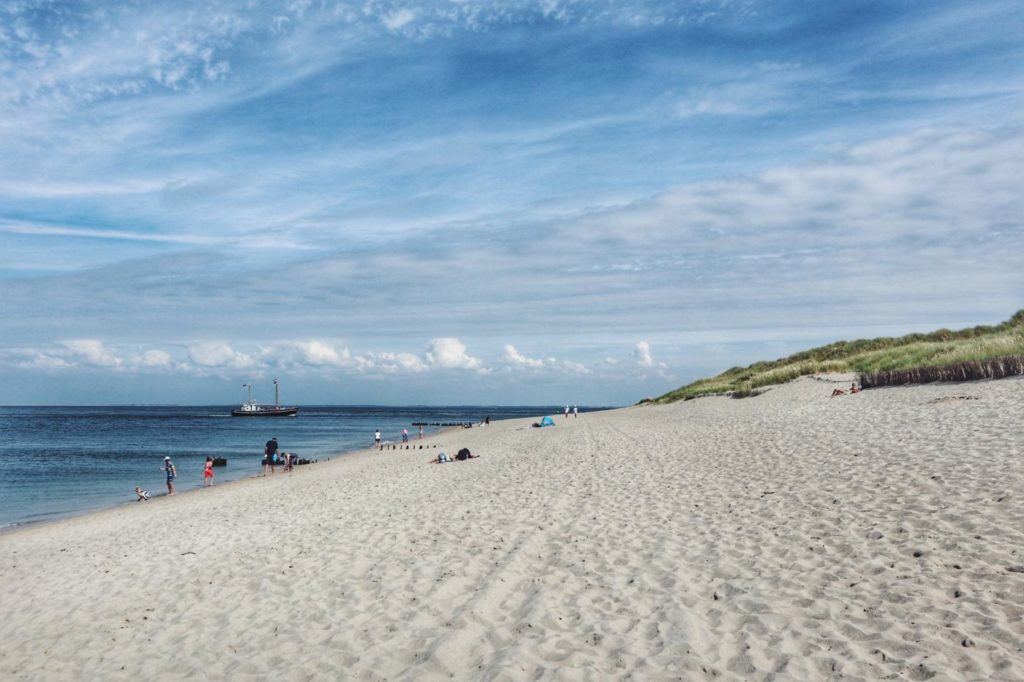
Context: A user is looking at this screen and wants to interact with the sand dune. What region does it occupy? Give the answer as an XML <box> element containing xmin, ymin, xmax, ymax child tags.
<box><xmin>2</xmin><ymin>375</ymin><xmax>1023</xmax><ymax>680</ymax></box>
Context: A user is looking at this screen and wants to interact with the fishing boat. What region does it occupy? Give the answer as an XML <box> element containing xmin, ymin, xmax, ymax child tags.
<box><xmin>231</xmin><ymin>379</ymin><xmax>299</xmax><ymax>417</ymax></box>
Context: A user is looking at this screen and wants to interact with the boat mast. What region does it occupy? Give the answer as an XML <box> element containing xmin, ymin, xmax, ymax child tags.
<box><xmin>243</xmin><ymin>383</ymin><xmax>252</xmax><ymax>405</ymax></box>
<box><xmin>274</xmin><ymin>378</ymin><xmax>279</xmax><ymax>407</ymax></box>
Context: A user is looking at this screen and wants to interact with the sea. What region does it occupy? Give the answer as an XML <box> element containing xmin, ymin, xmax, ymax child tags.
<box><xmin>0</xmin><ymin>405</ymin><xmax>591</xmax><ymax>529</ymax></box>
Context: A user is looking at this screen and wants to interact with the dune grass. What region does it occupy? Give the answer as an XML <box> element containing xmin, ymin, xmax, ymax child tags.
<box><xmin>646</xmin><ymin>310</ymin><xmax>1024</xmax><ymax>404</ymax></box>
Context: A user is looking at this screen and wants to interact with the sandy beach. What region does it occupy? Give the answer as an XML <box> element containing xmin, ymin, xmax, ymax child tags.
<box><xmin>1</xmin><ymin>375</ymin><xmax>1022</xmax><ymax>680</ymax></box>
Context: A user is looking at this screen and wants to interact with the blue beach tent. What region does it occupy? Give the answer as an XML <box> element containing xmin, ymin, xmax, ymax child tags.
<box><xmin>539</xmin><ymin>415</ymin><xmax>555</xmax><ymax>427</ymax></box>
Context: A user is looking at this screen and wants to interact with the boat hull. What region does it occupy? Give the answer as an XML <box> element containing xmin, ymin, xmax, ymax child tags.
<box><xmin>230</xmin><ymin>407</ymin><xmax>299</xmax><ymax>417</ymax></box>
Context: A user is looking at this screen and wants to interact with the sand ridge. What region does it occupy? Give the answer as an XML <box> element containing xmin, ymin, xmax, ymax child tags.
<box><xmin>1</xmin><ymin>376</ymin><xmax>1023</xmax><ymax>680</ymax></box>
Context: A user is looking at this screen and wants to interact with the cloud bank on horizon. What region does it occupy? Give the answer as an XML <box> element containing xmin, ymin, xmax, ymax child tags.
<box><xmin>1</xmin><ymin>0</ymin><xmax>1022</xmax><ymax>405</ymax></box>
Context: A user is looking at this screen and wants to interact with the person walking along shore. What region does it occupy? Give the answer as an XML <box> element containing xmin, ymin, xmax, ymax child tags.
<box><xmin>161</xmin><ymin>456</ymin><xmax>177</xmax><ymax>495</ymax></box>
<box><xmin>264</xmin><ymin>437</ymin><xmax>278</xmax><ymax>476</ymax></box>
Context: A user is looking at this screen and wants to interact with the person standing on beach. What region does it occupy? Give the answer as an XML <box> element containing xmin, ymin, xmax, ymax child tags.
<box><xmin>573</xmin><ymin>405</ymin><xmax>578</xmax><ymax>418</ymax></box>
<box><xmin>418</xmin><ymin>425</ymin><xmax>423</xmax><ymax>439</ymax></box>
<box><xmin>374</xmin><ymin>430</ymin><xmax>381</xmax><ymax>448</ymax></box>
<box><xmin>564</xmin><ymin>405</ymin><xmax>570</xmax><ymax>419</ymax></box>
<box><xmin>264</xmin><ymin>437</ymin><xmax>278</xmax><ymax>476</ymax></box>
<box><xmin>402</xmin><ymin>428</ymin><xmax>409</xmax><ymax>443</ymax></box>
<box><xmin>161</xmin><ymin>456</ymin><xmax>177</xmax><ymax>495</ymax></box>
<box><xmin>204</xmin><ymin>456</ymin><xmax>214</xmax><ymax>487</ymax></box>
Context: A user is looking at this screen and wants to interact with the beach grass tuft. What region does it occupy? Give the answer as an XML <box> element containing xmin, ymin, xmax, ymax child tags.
<box><xmin>650</xmin><ymin>310</ymin><xmax>1024</xmax><ymax>403</ymax></box>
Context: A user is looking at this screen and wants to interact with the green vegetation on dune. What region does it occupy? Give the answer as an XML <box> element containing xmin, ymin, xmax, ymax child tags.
<box><xmin>647</xmin><ymin>310</ymin><xmax>1024</xmax><ymax>404</ymax></box>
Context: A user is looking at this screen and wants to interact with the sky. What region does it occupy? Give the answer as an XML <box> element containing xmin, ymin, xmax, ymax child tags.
<box><xmin>1</xmin><ymin>0</ymin><xmax>1022</xmax><ymax>406</ymax></box>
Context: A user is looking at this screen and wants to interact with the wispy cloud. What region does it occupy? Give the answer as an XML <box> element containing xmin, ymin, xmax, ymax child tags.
<box><xmin>1</xmin><ymin>219</ymin><xmax>224</xmax><ymax>245</ymax></box>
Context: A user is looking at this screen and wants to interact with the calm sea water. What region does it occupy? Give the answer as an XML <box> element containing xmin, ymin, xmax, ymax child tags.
<box><xmin>0</xmin><ymin>405</ymin><xmax>588</xmax><ymax>528</ymax></box>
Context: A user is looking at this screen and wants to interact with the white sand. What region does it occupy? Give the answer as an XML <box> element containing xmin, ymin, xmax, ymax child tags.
<box><xmin>2</xmin><ymin>375</ymin><xmax>1023</xmax><ymax>681</ymax></box>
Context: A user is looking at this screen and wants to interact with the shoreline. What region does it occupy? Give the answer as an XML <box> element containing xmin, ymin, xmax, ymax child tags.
<box><xmin>0</xmin><ymin>455</ymin><xmax>324</xmax><ymax>536</ymax></box>
<box><xmin>2</xmin><ymin>378</ymin><xmax>1022</xmax><ymax>680</ymax></box>
<box><xmin>0</xmin><ymin>425</ymin><xmax>469</xmax><ymax>539</ymax></box>
<box><xmin>0</xmin><ymin>406</ymin><xmax>555</xmax><ymax>531</ymax></box>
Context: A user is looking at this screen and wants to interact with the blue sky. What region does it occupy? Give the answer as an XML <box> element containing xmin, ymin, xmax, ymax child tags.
<box><xmin>1</xmin><ymin>0</ymin><xmax>1022</xmax><ymax>405</ymax></box>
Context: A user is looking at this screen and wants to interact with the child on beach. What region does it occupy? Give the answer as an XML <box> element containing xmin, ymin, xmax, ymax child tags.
<box><xmin>204</xmin><ymin>456</ymin><xmax>214</xmax><ymax>487</ymax></box>
<box><xmin>135</xmin><ymin>486</ymin><xmax>150</xmax><ymax>501</ymax></box>
<box><xmin>160</xmin><ymin>456</ymin><xmax>176</xmax><ymax>495</ymax></box>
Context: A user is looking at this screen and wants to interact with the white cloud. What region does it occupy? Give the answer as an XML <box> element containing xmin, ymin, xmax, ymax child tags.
<box><xmin>382</xmin><ymin>9</ymin><xmax>416</xmax><ymax>31</ymax></box>
<box><xmin>4</xmin><ymin>349</ymin><xmax>72</xmax><ymax>370</ymax></box>
<box><xmin>63</xmin><ymin>340</ymin><xmax>123</xmax><ymax>367</ymax></box>
<box><xmin>1</xmin><ymin>343</ymin><xmax>184</xmax><ymax>373</ymax></box>
<box><xmin>425</xmin><ymin>337</ymin><xmax>481</xmax><ymax>370</ymax></box>
<box><xmin>634</xmin><ymin>341</ymin><xmax>654</xmax><ymax>368</ymax></box>
<box><xmin>499</xmin><ymin>344</ymin><xmax>544</xmax><ymax>368</ymax></box>
<box><xmin>291</xmin><ymin>340</ymin><xmax>350</xmax><ymax>366</ymax></box>
<box><xmin>496</xmin><ymin>345</ymin><xmax>592</xmax><ymax>375</ymax></box>
<box><xmin>187</xmin><ymin>342</ymin><xmax>254</xmax><ymax>368</ymax></box>
<box><xmin>559</xmin><ymin>360</ymin><xmax>592</xmax><ymax>375</ymax></box>
<box><xmin>383</xmin><ymin>352</ymin><xmax>428</xmax><ymax>373</ymax></box>
<box><xmin>140</xmin><ymin>350</ymin><xmax>172</xmax><ymax>368</ymax></box>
